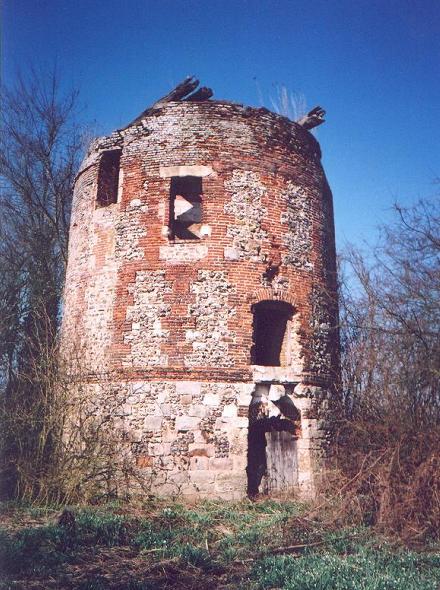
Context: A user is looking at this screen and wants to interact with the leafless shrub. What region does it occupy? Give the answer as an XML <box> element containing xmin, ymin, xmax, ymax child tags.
<box><xmin>270</xmin><ymin>85</ymin><xmax>308</xmax><ymax>122</ymax></box>
<box><xmin>58</xmin><ymin>357</ymin><xmax>156</xmax><ymax>504</ymax></box>
<box><xmin>319</xmin><ymin>197</ymin><xmax>440</xmax><ymax>541</ymax></box>
<box><xmin>0</xmin><ymin>324</ymin><xmax>154</xmax><ymax>504</ymax></box>
<box><xmin>316</xmin><ymin>422</ymin><xmax>440</xmax><ymax>541</ymax></box>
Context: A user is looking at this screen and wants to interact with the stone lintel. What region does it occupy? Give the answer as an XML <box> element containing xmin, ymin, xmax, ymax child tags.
<box><xmin>159</xmin><ymin>243</ymin><xmax>208</xmax><ymax>263</ymax></box>
<box><xmin>159</xmin><ymin>165</ymin><xmax>213</xmax><ymax>178</ymax></box>
<box><xmin>251</xmin><ymin>365</ymin><xmax>302</xmax><ymax>384</ymax></box>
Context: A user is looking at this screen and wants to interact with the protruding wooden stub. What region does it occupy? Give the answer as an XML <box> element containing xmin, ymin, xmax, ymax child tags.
<box><xmin>297</xmin><ymin>106</ymin><xmax>326</xmax><ymax>130</ymax></box>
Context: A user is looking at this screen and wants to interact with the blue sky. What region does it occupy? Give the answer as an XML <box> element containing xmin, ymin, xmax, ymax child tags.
<box><xmin>3</xmin><ymin>0</ymin><xmax>440</xmax><ymax>248</ymax></box>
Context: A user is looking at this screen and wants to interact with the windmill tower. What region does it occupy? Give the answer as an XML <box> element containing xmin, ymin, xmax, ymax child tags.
<box><xmin>61</xmin><ymin>78</ymin><xmax>339</xmax><ymax>499</ymax></box>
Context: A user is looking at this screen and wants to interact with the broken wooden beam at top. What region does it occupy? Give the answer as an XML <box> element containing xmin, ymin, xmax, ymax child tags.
<box><xmin>125</xmin><ymin>78</ymin><xmax>326</xmax><ymax>132</ymax></box>
<box><xmin>184</xmin><ymin>87</ymin><xmax>214</xmax><ymax>102</ymax></box>
<box><xmin>296</xmin><ymin>106</ymin><xmax>326</xmax><ymax>130</ymax></box>
<box><xmin>151</xmin><ymin>77</ymin><xmax>214</xmax><ymax>108</ymax></box>
<box><xmin>151</xmin><ymin>76</ymin><xmax>200</xmax><ymax>108</ymax></box>
<box><xmin>122</xmin><ymin>77</ymin><xmax>215</xmax><ymax>129</ymax></box>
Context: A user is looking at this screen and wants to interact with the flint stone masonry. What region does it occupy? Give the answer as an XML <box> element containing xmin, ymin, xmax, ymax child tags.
<box><xmin>224</xmin><ymin>170</ymin><xmax>267</xmax><ymax>262</ymax></box>
<box><xmin>124</xmin><ymin>271</ymin><xmax>172</xmax><ymax>367</ymax></box>
<box><xmin>280</xmin><ymin>181</ymin><xmax>313</xmax><ymax>270</ymax></box>
<box><xmin>60</xmin><ymin>91</ymin><xmax>340</xmax><ymax>500</ymax></box>
<box><xmin>115</xmin><ymin>199</ymin><xmax>148</xmax><ymax>262</ymax></box>
<box><xmin>185</xmin><ymin>270</ymin><xmax>236</xmax><ymax>368</ymax></box>
<box><xmin>159</xmin><ymin>243</ymin><xmax>208</xmax><ymax>263</ymax></box>
<box><xmin>310</xmin><ymin>284</ymin><xmax>336</xmax><ymax>376</ymax></box>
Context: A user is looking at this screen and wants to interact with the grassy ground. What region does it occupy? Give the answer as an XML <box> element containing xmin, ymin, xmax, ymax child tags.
<box><xmin>0</xmin><ymin>499</ymin><xmax>439</xmax><ymax>589</ymax></box>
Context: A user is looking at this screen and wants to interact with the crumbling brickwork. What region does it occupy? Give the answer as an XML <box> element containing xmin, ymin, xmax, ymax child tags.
<box><xmin>61</xmin><ymin>85</ymin><xmax>339</xmax><ymax>499</ymax></box>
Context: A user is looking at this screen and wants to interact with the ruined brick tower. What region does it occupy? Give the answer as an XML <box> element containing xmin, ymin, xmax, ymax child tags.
<box><xmin>61</xmin><ymin>78</ymin><xmax>339</xmax><ymax>499</ymax></box>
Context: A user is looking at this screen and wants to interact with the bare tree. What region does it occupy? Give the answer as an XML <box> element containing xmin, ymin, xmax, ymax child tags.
<box><xmin>0</xmin><ymin>68</ymin><xmax>84</xmax><ymax>498</ymax></box>
<box><xmin>340</xmin><ymin>198</ymin><xmax>440</xmax><ymax>427</ymax></box>
<box><xmin>326</xmin><ymin>197</ymin><xmax>440</xmax><ymax>540</ymax></box>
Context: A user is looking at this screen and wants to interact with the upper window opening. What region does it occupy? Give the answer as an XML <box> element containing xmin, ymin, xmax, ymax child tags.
<box><xmin>251</xmin><ymin>301</ymin><xmax>293</xmax><ymax>366</ymax></box>
<box><xmin>96</xmin><ymin>150</ymin><xmax>121</xmax><ymax>207</ymax></box>
<box><xmin>169</xmin><ymin>176</ymin><xmax>202</xmax><ymax>240</ymax></box>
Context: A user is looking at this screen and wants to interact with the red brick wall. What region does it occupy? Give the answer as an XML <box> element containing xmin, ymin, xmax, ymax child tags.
<box><xmin>60</xmin><ymin>100</ymin><xmax>340</xmax><ymax>499</ymax></box>
<box><xmin>62</xmin><ymin>101</ymin><xmax>339</xmax><ymax>387</ymax></box>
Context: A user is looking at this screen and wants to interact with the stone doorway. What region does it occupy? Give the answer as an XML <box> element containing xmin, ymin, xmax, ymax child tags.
<box><xmin>246</xmin><ymin>383</ymin><xmax>300</xmax><ymax>497</ymax></box>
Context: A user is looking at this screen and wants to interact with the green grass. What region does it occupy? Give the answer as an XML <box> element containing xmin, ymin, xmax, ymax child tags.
<box><xmin>252</xmin><ymin>549</ymin><xmax>440</xmax><ymax>590</ymax></box>
<box><xmin>0</xmin><ymin>524</ymin><xmax>71</xmax><ymax>574</ymax></box>
<box><xmin>0</xmin><ymin>500</ymin><xmax>439</xmax><ymax>589</ymax></box>
<box><xmin>75</xmin><ymin>509</ymin><xmax>129</xmax><ymax>546</ymax></box>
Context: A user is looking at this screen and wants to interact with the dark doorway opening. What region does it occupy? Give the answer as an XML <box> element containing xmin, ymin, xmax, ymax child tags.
<box><xmin>251</xmin><ymin>301</ymin><xmax>293</xmax><ymax>366</ymax></box>
<box><xmin>169</xmin><ymin>176</ymin><xmax>202</xmax><ymax>240</ymax></box>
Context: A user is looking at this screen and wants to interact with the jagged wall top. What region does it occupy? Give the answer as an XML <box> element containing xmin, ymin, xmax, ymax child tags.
<box><xmin>121</xmin><ymin>76</ymin><xmax>325</xmax><ymax>131</ymax></box>
<box><xmin>79</xmin><ymin>77</ymin><xmax>326</xmax><ymax>179</ymax></box>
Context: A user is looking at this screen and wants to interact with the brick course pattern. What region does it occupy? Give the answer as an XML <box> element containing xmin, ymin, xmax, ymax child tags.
<box><xmin>60</xmin><ymin>97</ymin><xmax>340</xmax><ymax>499</ymax></box>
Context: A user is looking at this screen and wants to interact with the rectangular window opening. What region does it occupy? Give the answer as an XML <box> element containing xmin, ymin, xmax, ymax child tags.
<box><xmin>169</xmin><ymin>176</ymin><xmax>202</xmax><ymax>240</ymax></box>
<box><xmin>96</xmin><ymin>150</ymin><xmax>121</xmax><ymax>207</ymax></box>
<box><xmin>251</xmin><ymin>301</ymin><xmax>293</xmax><ymax>366</ymax></box>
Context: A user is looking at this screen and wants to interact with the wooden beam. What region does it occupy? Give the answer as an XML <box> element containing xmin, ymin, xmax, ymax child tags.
<box><xmin>297</xmin><ymin>106</ymin><xmax>326</xmax><ymax>130</ymax></box>
<box><xmin>151</xmin><ymin>76</ymin><xmax>200</xmax><ymax>108</ymax></box>
<box><xmin>184</xmin><ymin>87</ymin><xmax>214</xmax><ymax>102</ymax></box>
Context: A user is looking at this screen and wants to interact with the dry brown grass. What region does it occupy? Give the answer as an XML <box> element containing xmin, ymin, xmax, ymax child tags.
<box><xmin>313</xmin><ymin>421</ymin><xmax>440</xmax><ymax>544</ymax></box>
